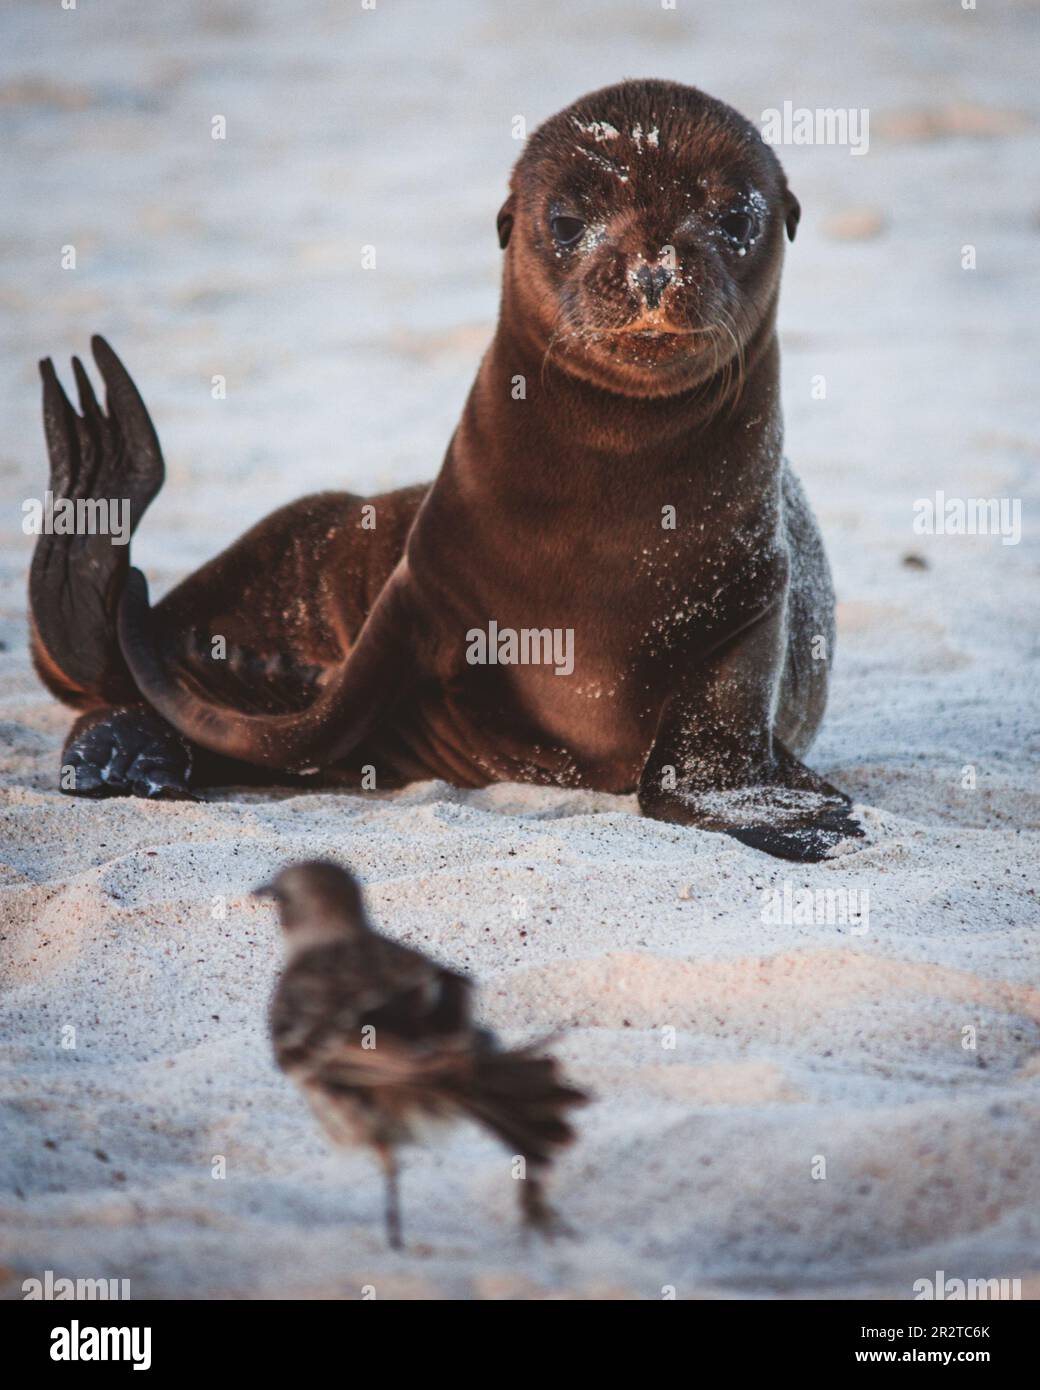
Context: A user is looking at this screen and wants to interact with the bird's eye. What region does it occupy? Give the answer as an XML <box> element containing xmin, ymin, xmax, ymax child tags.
<box><xmin>551</xmin><ymin>215</ymin><xmax>586</xmax><ymax>246</ymax></box>
<box><xmin>720</xmin><ymin>211</ymin><xmax>755</xmax><ymax>247</ymax></box>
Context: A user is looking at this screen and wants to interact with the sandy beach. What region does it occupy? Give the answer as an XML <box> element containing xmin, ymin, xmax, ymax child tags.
<box><xmin>1</xmin><ymin>0</ymin><xmax>1038</xmax><ymax>1299</ymax></box>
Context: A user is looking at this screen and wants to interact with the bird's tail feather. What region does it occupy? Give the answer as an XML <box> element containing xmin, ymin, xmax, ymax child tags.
<box><xmin>452</xmin><ymin>1045</ymin><xmax>589</xmax><ymax>1168</ymax></box>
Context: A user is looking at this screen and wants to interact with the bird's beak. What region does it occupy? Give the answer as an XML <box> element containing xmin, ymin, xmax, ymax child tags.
<box><xmin>253</xmin><ymin>882</ymin><xmax>276</xmax><ymax>899</ymax></box>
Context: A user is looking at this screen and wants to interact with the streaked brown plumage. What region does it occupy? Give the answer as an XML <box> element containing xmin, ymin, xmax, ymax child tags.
<box><xmin>259</xmin><ymin>860</ymin><xmax>589</xmax><ymax>1249</ymax></box>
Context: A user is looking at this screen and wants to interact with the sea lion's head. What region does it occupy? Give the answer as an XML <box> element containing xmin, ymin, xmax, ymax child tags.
<box><xmin>498</xmin><ymin>80</ymin><xmax>799</xmax><ymax>399</ymax></box>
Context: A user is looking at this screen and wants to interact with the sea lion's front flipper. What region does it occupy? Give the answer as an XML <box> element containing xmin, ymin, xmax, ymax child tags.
<box><xmin>640</xmin><ymin>731</ymin><xmax>864</xmax><ymax>862</ymax></box>
<box><xmin>29</xmin><ymin>338</ymin><xmax>165</xmax><ymax>708</ymax></box>
<box><xmin>637</xmin><ymin>610</ymin><xmax>865</xmax><ymax>863</ymax></box>
<box><xmin>718</xmin><ymin>737</ymin><xmax>863</xmax><ymax>861</ymax></box>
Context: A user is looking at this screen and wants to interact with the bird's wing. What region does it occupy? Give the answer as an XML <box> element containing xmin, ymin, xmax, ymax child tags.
<box><xmin>270</xmin><ymin>935</ymin><xmax>474</xmax><ymax>1082</ymax></box>
<box><xmin>359</xmin><ymin>934</ymin><xmax>473</xmax><ymax>1042</ymax></box>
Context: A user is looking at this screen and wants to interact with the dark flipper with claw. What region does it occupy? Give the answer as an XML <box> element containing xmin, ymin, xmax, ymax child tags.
<box><xmin>29</xmin><ymin>336</ymin><xmax>164</xmax><ymax>708</ymax></box>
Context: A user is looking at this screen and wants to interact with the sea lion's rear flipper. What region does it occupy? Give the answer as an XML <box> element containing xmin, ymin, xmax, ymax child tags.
<box><xmin>60</xmin><ymin>704</ymin><xmax>195</xmax><ymax>801</ymax></box>
<box><xmin>29</xmin><ymin>337</ymin><xmax>164</xmax><ymax>708</ymax></box>
<box><xmin>117</xmin><ymin>560</ymin><xmax>419</xmax><ymax>774</ymax></box>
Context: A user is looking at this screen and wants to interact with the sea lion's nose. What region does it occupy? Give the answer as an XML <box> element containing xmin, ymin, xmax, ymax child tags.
<box><xmin>633</xmin><ymin>263</ymin><xmax>672</xmax><ymax>309</ymax></box>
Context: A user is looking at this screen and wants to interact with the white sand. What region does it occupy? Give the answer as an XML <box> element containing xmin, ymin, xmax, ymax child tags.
<box><xmin>1</xmin><ymin>0</ymin><xmax>1038</xmax><ymax>1299</ymax></box>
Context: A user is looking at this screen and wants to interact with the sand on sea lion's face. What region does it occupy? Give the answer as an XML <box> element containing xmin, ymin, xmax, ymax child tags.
<box><xmin>507</xmin><ymin>81</ymin><xmax>793</xmax><ymax>397</ymax></box>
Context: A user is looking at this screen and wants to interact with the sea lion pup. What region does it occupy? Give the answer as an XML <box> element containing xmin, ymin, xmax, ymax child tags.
<box><xmin>260</xmin><ymin>860</ymin><xmax>588</xmax><ymax>1247</ymax></box>
<box><xmin>29</xmin><ymin>79</ymin><xmax>864</xmax><ymax>860</ymax></box>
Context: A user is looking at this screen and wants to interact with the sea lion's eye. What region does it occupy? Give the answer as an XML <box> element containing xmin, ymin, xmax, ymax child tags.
<box><xmin>551</xmin><ymin>215</ymin><xmax>586</xmax><ymax>246</ymax></box>
<box><xmin>720</xmin><ymin>212</ymin><xmax>755</xmax><ymax>247</ymax></box>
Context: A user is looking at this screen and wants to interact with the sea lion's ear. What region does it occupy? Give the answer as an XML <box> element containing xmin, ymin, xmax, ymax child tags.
<box><xmin>784</xmin><ymin>189</ymin><xmax>801</xmax><ymax>243</ymax></box>
<box><xmin>496</xmin><ymin>195</ymin><xmax>515</xmax><ymax>249</ymax></box>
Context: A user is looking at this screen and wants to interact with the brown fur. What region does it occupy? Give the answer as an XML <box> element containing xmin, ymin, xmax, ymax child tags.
<box><xmin>29</xmin><ymin>81</ymin><xmax>860</xmax><ymax>859</ymax></box>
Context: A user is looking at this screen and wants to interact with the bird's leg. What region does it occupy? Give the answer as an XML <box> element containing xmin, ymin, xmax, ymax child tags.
<box><xmin>376</xmin><ymin>1145</ymin><xmax>403</xmax><ymax>1251</ymax></box>
<box><xmin>519</xmin><ymin>1171</ymin><xmax>573</xmax><ymax>1243</ymax></box>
